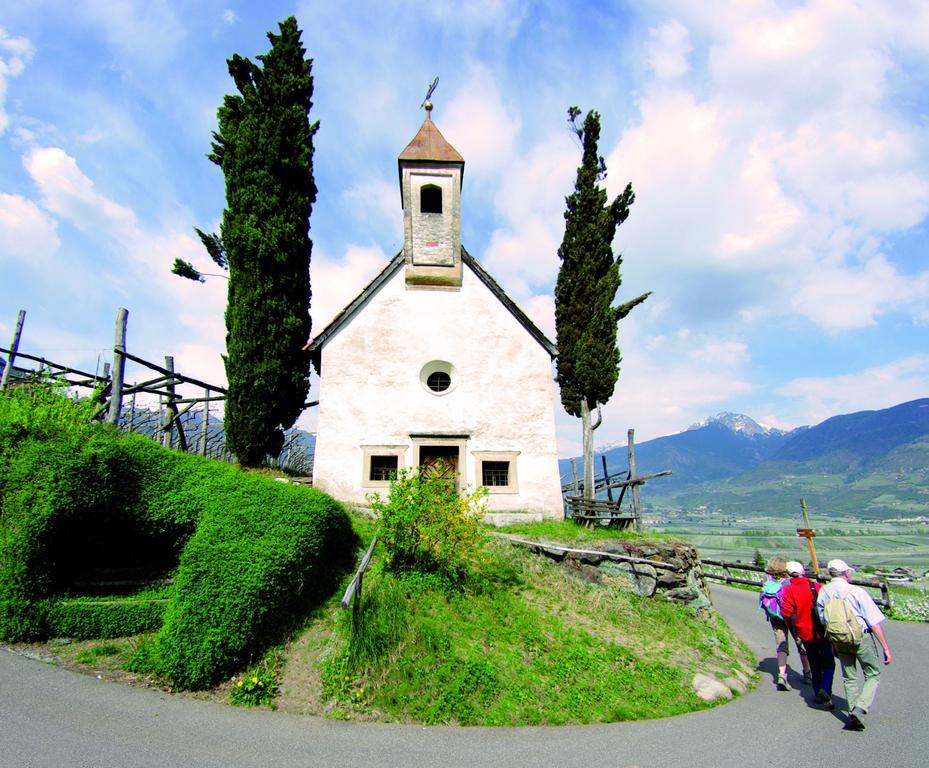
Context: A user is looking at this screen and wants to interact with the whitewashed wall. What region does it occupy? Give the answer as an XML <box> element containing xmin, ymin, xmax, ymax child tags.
<box><xmin>313</xmin><ymin>262</ymin><xmax>563</xmax><ymax>518</ymax></box>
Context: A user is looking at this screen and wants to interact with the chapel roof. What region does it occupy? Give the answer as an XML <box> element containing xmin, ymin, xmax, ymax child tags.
<box><xmin>304</xmin><ymin>248</ymin><xmax>558</xmax><ymax>369</ymax></box>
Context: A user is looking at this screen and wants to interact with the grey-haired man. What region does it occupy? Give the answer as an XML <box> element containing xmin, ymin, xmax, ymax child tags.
<box><xmin>816</xmin><ymin>559</ymin><xmax>892</xmax><ymax>732</ymax></box>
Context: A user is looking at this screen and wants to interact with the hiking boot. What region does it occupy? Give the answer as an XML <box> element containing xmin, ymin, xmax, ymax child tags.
<box><xmin>815</xmin><ymin>691</ymin><xmax>835</xmax><ymax>710</ymax></box>
<box><xmin>844</xmin><ymin>712</ymin><xmax>865</xmax><ymax>731</ymax></box>
<box><xmin>776</xmin><ymin>674</ymin><xmax>790</xmax><ymax>691</ymax></box>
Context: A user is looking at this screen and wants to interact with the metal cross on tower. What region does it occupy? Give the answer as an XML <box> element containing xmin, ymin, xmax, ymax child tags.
<box><xmin>420</xmin><ymin>77</ymin><xmax>439</xmax><ymax>111</ymax></box>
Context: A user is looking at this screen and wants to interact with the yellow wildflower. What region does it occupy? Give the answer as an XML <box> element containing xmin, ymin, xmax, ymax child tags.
<box><xmin>251</xmin><ymin>677</ymin><xmax>259</xmax><ymax>684</ymax></box>
<box><xmin>236</xmin><ymin>680</ymin><xmax>244</xmax><ymax>688</ymax></box>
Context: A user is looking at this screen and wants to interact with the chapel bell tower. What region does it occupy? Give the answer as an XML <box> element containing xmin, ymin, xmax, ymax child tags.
<box><xmin>398</xmin><ymin>100</ymin><xmax>464</xmax><ymax>287</ymax></box>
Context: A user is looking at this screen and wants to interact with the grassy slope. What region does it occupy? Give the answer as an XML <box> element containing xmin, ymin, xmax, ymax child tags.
<box><xmin>278</xmin><ymin>521</ymin><xmax>753</xmax><ymax>725</ymax></box>
<box><xmin>15</xmin><ymin>517</ymin><xmax>754</xmax><ymax>724</ymax></box>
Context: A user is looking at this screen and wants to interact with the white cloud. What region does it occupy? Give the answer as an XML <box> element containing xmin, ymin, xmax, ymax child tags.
<box><xmin>341</xmin><ymin>178</ymin><xmax>402</xmax><ymax>246</ymax></box>
<box><xmin>0</xmin><ymin>27</ymin><xmax>33</xmax><ymax>134</ymax></box>
<box><xmin>584</xmin><ymin>315</ymin><xmax>756</xmax><ymax>447</ymax></box>
<box><xmin>24</xmin><ymin>147</ymin><xmax>139</xmax><ymax>239</ymax></box>
<box><xmin>777</xmin><ymin>354</ymin><xmax>929</xmax><ymax>426</ymax></box>
<box><xmin>0</xmin><ymin>193</ymin><xmax>59</xmax><ymax>264</ymax></box>
<box><xmin>792</xmin><ymin>254</ymin><xmax>929</xmax><ymax>331</ymax></box>
<box><xmin>600</xmin><ymin>1</ymin><xmax>929</xmax><ymax>336</ymax></box>
<box><xmin>647</xmin><ymin>20</ymin><xmax>692</xmax><ymax>80</ymax></box>
<box><xmin>310</xmin><ymin>243</ymin><xmax>390</xmax><ymax>332</ymax></box>
<box><xmin>442</xmin><ymin>66</ymin><xmax>522</xmax><ymax>182</ymax></box>
<box><xmin>20</xmin><ymin>145</ymin><xmax>227</xmax><ymax>383</ymax></box>
<box><xmin>222</xmin><ymin>9</ymin><xmax>239</xmax><ymax>25</ymax></box>
<box><xmin>523</xmin><ymin>293</ymin><xmax>555</xmax><ymax>341</ymax></box>
<box><xmin>482</xmin><ymin>133</ymin><xmax>577</xmax><ymax>298</ymax></box>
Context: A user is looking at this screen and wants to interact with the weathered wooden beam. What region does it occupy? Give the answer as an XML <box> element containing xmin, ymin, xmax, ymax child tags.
<box><xmin>106</xmin><ymin>308</ymin><xmax>128</xmax><ymax>424</ymax></box>
<box><xmin>342</xmin><ymin>538</ymin><xmax>379</xmax><ymax>613</ymax></box>
<box><xmin>200</xmin><ymin>389</ymin><xmax>209</xmax><ymax>456</ymax></box>
<box><xmin>0</xmin><ymin>347</ymin><xmax>100</xmax><ymax>382</ymax></box>
<box><xmin>601</xmin><ymin>454</ymin><xmax>613</xmax><ymax>502</ymax></box>
<box><xmin>121</xmin><ymin>350</ymin><xmax>227</xmax><ymax>394</ymax></box>
<box><xmin>605</xmin><ymin>469</ymin><xmax>673</xmax><ymax>489</ymax></box>
<box><xmin>0</xmin><ymin>309</ymin><xmax>26</xmax><ymax>391</ymax></box>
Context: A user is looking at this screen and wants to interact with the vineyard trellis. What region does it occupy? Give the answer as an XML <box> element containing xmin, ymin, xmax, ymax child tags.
<box><xmin>1</xmin><ymin>308</ymin><xmax>314</xmax><ymax>474</ymax></box>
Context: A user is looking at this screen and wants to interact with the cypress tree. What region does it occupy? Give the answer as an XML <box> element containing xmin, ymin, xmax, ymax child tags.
<box><xmin>208</xmin><ymin>16</ymin><xmax>318</xmax><ymax>466</ymax></box>
<box><xmin>555</xmin><ymin>107</ymin><xmax>649</xmax><ymax>499</ymax></box>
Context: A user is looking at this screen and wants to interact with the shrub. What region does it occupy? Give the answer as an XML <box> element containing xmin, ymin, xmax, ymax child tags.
<box><xmin>1</xmin><ymin>389</ymin><xmax>357</xmax><ymax>690</ymax></box>
<box><xmin>0</xmin><ymin>429</ymin><xmax>200</xmax><ymax>641</ymax></box>
<box><xmin>46</xmin><ymin>597</ymin><xmax>166</xmax><ymax>639</ymax></box>
<box><xmin>368</xmin><ymin>466</ymin><xmax>486</xmax><ymax>576</ymax></box>
<box><xmin>151</xmin><ymin>478</ymin><xmax>356</xmax><ymax>689</ymax></box>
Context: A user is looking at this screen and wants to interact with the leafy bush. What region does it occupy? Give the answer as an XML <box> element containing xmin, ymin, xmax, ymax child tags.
<box><xmin>1</xmin><ymin>388</ymin><xmax>357</xmax><ymax>690</ymax></box>
<box><xmin>368</xmin><ymin>466</ymin><xmax>486</xmax><ymax>575</ymax></box>
<box><xmin>150</xmin><ymin>477</ymin><xmax>356</xmax><ymax>689</ymax></box>
<box><xmin>46</xmin><ymin>598</ymin><xmax>166</xmax><ymax>639</ymax></box>
<box><xmin>0</xmin><ymin>428</ymin><xmax>201</xmax><ymax>640</ymax></box>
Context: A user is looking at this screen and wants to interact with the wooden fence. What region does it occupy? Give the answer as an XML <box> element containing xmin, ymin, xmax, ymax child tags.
<box><xmin>1</xmin><ymin>307</ymin><xmax>313</xmax><ymax>473</ymax></box>
<box><xmin>561</xmin><ymin>429</ymin><xmax>672</xmax><ymax>528</ymax></box>
<box><xmin>699</xmin><ymin>557</ymin><xmax>892</xmax><ymax>609</ymax></box>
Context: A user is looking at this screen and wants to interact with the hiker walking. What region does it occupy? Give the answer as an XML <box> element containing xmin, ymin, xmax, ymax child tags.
<box><xmin>759</xmin><ymin>556</ymin><xmax>811</xmax><ymax>690</ymax></box>
<box><xmin>780</xmin><ymin>560</ymin><xmax>835</xmax><ymax>709</ymax></box>
<box><xmin>817</xmin><ymin>559</ymin><xmax>892</xmax><ymax>732</ymax></box>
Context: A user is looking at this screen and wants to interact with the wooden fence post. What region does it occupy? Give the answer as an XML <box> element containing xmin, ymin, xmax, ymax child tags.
<box><xmin>162</xmin><ymin>356</ymin><xmax>175</xmax><ymax>449</ymax></box>
<box><xmin>107</xmin><ymin>308</ymin><xmax>128</xmax><ymax>424</ymax></box>
<box><xmin>127</xmin><ymin>392</ymin><xmax>137</xmax><ymax>433</ymax></box>
<box><xmin>200</xmin><ymin>388</ymin><xmax>210</xmax><ymax>456</ymax></box>
<box><xmin>0</xmin><ymin>309</ymin><xmax>26</xmax><ymax>391</ymax></box>
<box><xmin>628</xmin><ymin>429</ymin><xmax>640</xmax><ymax>530</ymax></box>
<box><xmin>601</xmin><ymin>454</ymin><xmax>613</xmax><ymax>502</ymax></box>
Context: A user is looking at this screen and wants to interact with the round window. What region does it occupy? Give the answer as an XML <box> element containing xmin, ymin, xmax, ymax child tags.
<box><xmin>420</xmin><ymin>360</ymin><xmax>457</xmax><ymax>396</ymax></box>
<box><xmin>427</xmin><ymin>371</ymin><xmax>451</xmax><ymax>392</ymax></box>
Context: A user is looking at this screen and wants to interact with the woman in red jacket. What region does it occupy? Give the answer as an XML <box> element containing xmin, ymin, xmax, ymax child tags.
<box><xmin>780</xmin><ymin>560</ymin><xmax>836</xmax><ymax>709</ymax></box>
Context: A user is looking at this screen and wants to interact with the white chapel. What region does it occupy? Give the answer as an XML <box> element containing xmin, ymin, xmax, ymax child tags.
<box><xmin>307</xmin><ymin>104</ymin><xmax>563</xmax><ymax>521</ymax></box>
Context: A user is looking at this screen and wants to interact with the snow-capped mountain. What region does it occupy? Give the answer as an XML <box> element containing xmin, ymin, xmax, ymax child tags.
<box><xmin>685</xmin><ymin>412</ymin><xmax>785</xmax><ymax>438</ymax></box>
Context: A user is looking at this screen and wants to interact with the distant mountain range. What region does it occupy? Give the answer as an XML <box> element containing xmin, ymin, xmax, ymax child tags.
<box><xmin>560</xmin><ymin>399</ymin><xmax>929</xmax><ymax>519</ymax></box>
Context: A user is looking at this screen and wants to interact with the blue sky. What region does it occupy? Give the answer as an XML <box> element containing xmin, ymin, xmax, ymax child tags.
<box><xmin>1</xmin><ymin>1</ymin><xmax>928</xmax><ymax>457</ymax></box>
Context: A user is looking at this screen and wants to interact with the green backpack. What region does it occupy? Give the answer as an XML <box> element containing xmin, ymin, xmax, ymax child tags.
<box><xmin>822</xmin><ymin>594</ymin><xmax>864</xmax><ymax>648</ymax></box>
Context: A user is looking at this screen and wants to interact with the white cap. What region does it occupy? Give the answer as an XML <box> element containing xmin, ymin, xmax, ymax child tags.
<box><xmin>786</xmin><ymin>561</ymin><xmax>805</xmax><ymax>576</ymax></box>
<box><xmin>827</xmin><ymin>558</ymin><xmax>854</xmax><ymax>576</ymax></box>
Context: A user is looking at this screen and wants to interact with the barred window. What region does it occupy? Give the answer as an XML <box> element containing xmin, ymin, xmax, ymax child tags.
<box><xmin>427</xmin><ymin>371</ymin><xmax>451</xmax><ymax>392</ymax></box>
<box><xmin>482</xmin><ymin>460</ymin><xmax>510</xmax><ymax>487</ymax></box>
<box><xmin>370</xmin><ymin>455</ymin><xmax>399</xmax><ymax>481</ymax></box>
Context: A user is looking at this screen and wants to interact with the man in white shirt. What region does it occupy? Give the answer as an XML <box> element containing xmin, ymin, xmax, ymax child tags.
<box><xmin>816</xmin><ymin>559</ymin><xmax>892</xmax><ymax>732</ymax></box>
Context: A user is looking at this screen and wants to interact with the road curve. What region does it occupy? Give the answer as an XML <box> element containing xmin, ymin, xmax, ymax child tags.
<box><xmin>2</xmin><ymin>584</ymin><xmax>927</xmax><ymax>768</ymax></box>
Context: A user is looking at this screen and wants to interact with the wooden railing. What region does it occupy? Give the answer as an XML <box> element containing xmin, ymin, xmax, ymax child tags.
<box><xmin>341</xmin><ymin>537</ymin><xmax>378</xmax><ymax>622</ymax></box>
<box><xmin>699</xmin><ymin>558</ymin><xmax>891</xmax><ymax>609</ymax></box>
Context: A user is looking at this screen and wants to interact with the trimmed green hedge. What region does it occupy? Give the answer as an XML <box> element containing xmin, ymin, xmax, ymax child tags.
<box><xmin>0</xmin><ymin>387</ymin><xmax>356</xmax><ymax>688</ymax></box>
<box><xmin>46</xmin><ymin>598</ymin><xmax>167</xmax><ymax>639</ymax></box>
<box><xmin>151</xmin><ymin>479</ymin><xmax>354</xmax><ymax>688</ymax></box>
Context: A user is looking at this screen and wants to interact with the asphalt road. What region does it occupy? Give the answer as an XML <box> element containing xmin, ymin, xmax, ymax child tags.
<box><xmin>2</xmin><ymin>584</ymin><xmax>927</xmax><ymax>768</ymax></box>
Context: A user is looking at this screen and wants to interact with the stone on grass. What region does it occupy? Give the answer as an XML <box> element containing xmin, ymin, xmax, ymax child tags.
<box><xmin>723</xmin><ymin>676</ymin><xmax>747</xmax><ymax>695</ymax></box>
<box><xmin>692</xmin><ymin>673</ymin><xmax>733</xmax><ymax>702</ymax></box>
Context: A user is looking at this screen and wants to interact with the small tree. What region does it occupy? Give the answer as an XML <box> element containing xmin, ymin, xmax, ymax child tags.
<box><xmin>368</xmin><ymin>465</ymin><xmax>487</xmax><ymax>576</ymax></box>
<box><xmin>174</xmin><ymin>17</ymin><xmax>317</xmax><ymax>466</ymax></box>
<box><xmin>555</xmin><ymin>107</ymin><xmax>649</xmax><ymax>499</ymax></box>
